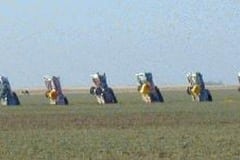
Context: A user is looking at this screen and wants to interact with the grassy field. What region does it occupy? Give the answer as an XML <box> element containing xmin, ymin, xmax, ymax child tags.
<box><xmin>0</xmin><ymin>88</ymin><xmax>240</xmax><ymax>159</ymax></box>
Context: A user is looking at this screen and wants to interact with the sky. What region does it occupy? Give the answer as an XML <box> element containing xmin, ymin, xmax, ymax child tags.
<box><xmin>0</xmin><ymin>0</ymin><xmax>240</xmax><ymax>88</ymax></box>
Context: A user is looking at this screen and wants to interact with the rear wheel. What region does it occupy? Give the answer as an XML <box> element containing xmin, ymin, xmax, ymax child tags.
<box><xmin>137</xmin><ymin>85</ymin><xmax>141</xmax><ymax>92</ymax></box>
<box><xmin>186</xmin><ymin>86</ymin><xmax>192</xmax><ymax>95</ymax></box>
<box><xmin>95</xmin><ymin>87</ymin><xmax>103</xmax><ymax>96</ymax></box>
<box><xmin>90</xmin><ymin>86</ymin><xmax>96</xmax><ymax>95</ymax></box>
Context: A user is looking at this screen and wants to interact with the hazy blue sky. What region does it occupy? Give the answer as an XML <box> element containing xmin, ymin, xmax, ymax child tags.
<box><xmin>0</xmin><ymin>0</ymin><xmax>240</xmax><ymax>88</ymax></box>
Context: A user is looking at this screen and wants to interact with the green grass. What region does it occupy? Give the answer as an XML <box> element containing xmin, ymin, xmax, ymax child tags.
<box><xmin>0</xmin><ymin>89</ymin><xmax>240</xmax><ymax>159</ymax></box>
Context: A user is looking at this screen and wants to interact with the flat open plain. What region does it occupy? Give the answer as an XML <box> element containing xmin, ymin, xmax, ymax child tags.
<box><xmin>0</xmin><ymin>85</ymin><xmax>240</xmax><ymax>159</ymax></box>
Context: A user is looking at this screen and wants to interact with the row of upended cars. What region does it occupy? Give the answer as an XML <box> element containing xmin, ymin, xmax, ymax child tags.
<box><xmin>1</xmin><ymin>72</ymin><xmax>233</xmax><ymax>106</ymax></box>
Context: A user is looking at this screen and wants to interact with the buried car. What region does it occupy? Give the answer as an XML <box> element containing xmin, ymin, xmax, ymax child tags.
<box><xmin>0</xmin><ymin>76</ymin><xmax>20</xmax><ymax>106</ymax></box>
<box><xmin>186</xmin><ymin>72</ymin><xmax>212</xmax><ymax>102</ymax></box>
<box><xmin>44</xmin><ymin>75</ymin><xmax>68</xmax><ymax>105</ymax></box>
<box><xmin>90</xmin><ymin>73</ymin><xmax>117</xmax><ymax>104</ymax></box>
<box><xmin>136</xmin><ymin>72</ymin><xmax>164</xmax><ymax>103</ymax></box>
